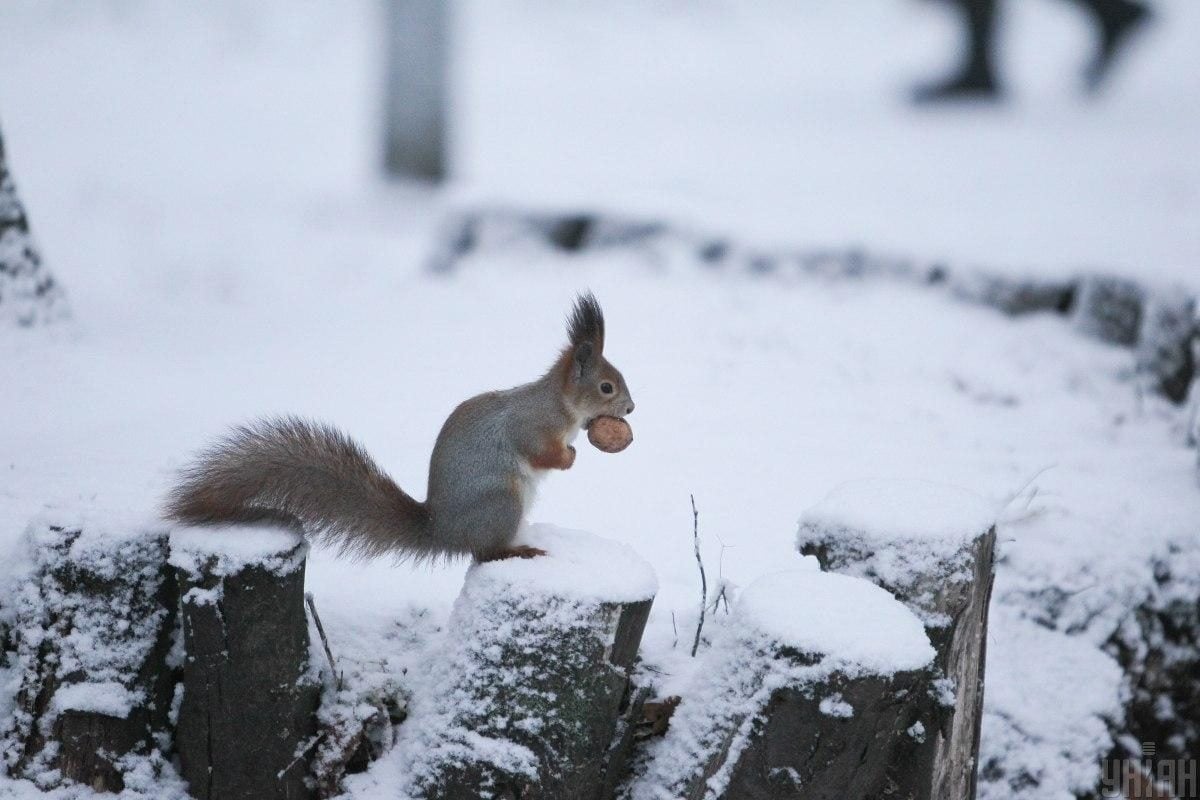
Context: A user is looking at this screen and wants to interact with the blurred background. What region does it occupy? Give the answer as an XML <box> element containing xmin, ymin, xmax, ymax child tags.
<box><xmin>2</xmin><ymin>0</ymin><xmax>1197</xmax><ymax>304</ymax></box>
<box><xmin>2</xmin><ymin>5</ymin><xmax>1199</xmax><ymax>796</ymax></box>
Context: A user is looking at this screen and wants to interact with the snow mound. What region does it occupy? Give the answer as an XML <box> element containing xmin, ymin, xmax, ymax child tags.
<box><xmin>740</xmin><ymin>569</ymin><xmax>934</xmax><ymax>675</ymax></box>
<box><xmin>468</xmin><ymin>523</ymin><xmax>658</xmax><ymax>604</ymax></box>
<box><xmin>168</xmin><ymin>523</ymin><xmax>307</xmax><ymax>578</ymax></box>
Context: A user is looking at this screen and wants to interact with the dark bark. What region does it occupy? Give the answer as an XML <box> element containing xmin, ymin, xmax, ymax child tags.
<box><xmin>721</xmin><ymin>664</ymin><xmax>939</xmax><ymax>800</ymax></box>
<box><xmin>173</xmin><ymin>536</ymin><xmax>319</xmax><ymax>800</ymax></box>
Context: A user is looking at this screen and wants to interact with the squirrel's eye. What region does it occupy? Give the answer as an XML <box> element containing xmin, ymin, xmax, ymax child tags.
<box><xmin>600</xmin><ymin>381</ymin><xmax>615</xmax><ymax>395</ymax></box>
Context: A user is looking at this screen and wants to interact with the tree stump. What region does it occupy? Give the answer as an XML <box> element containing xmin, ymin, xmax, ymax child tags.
<box><xmin>1</xmin><ymin>515</ymin><xmax>176</xmax><ymax>791</ymax></box>
<box><xmin>402</xmin><ymin>525</ymin><xmax>656</xmax><ymax>800</ymax></box>
<box><xmin>1071</xmin><ymin>274</ymin><xmax>1145</xmax><ymax>347</ymax></box>
<box><xmin>170</xmin><ymin>525</ymin><xmax>320</xmax><ymax>800</ymax></box>
<box><xmin>796</xmin><ymin>478</ymin><xmax>997</xmax><ymax>800</ymax></box>
<box><xmin>629</xmin><ymin>569</ymin><xmax>937</xmax><ymax>800</ymax></box>
<box><xmin>1135</xmin><ymin>291</ymin><xmax>1196</xmax><ymax>404</ymax></box>
<box><xmin>0</xmin><ymin>125</ymin><xmax>68</xmax><ymax>326</ymax></box>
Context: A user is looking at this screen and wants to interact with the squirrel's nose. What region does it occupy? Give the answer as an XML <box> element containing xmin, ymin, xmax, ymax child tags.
<box><xmin>625</xmin><ymin>402</ymin><xmax>635</xmax><ymax>415</ymax></box>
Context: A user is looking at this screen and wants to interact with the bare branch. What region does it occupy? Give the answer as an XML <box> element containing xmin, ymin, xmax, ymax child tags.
<box><xmin>305</xmin><ymin>592</ymin><xmax>342</xmax><ymax>691</ymax></box>
<box><xmin>690</xmin><ymin>494</ymin><xmax>707</xmax><ymax>658</ymax></box>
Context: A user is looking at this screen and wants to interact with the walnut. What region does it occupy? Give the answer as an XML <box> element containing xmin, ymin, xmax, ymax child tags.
<box><xmin>587</xmin><ymin>416</ymin><xmax>633</xmax><ymax>453</ymax></box>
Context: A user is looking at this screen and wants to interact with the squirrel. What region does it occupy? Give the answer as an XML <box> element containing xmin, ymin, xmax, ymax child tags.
<box><xmin>164</xmin><ymin>292</ymin><xmax>634</xmax><ymax>563</ymax></box>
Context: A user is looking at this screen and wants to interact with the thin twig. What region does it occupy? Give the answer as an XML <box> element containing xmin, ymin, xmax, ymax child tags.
<box><xmin>305</xmin><ymin>592</ymin><xmax>342</xmax><ymax>691</ymax></box>
<box><xmin>997</xmin><ymin>464</ymin><xmax>1056</xmax><ymax>516</ymax></box>
<box><xmin>713</xmin><ymin>532</ymin><xmax>733</xmax><ymax>615</ymax></box>
<box><xmin>709</xmin><ymin>582</ymin><xmax>730</xmax><ymax>615</ymax></box>
<box><xmin>690</xmin><ymin>494</ymin><xmax>706</xmax><ymax>658</ymax></box>
<box><xmin>671</xmin><ymin>611</ymin><xmax>678</xmax><ymax>649</ymax></box>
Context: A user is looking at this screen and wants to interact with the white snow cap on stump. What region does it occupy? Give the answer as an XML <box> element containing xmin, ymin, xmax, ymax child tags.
<box><xmin>741</xmin><ymin>569</ymin><xmax>934</xmax><ymax>675</ymax></box>
<box><xmin>796</xmin><ymin>479</ymin><xmax>996</xmax><ymax>621</ymax></box>
<box><xmin>168</xmin><ymin>523</ymin><xmax>307</xmax><ymax>578</ymax></box>
<box><xmin>469</xmin><ymin>523</ymin><xmax>659</xmax><ymax>603</ymax></box>
<box><xmin>799</xmin><ymin>478</ymin><xmax>995</xmax><ymax>547</ymax></box>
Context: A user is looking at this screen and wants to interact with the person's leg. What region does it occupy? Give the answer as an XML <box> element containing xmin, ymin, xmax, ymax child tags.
<box><xmin>913</xmin><ymin>0</ymin><xmax>1002</xmax><ymax>102</ymax></box>
<box><xmin>1064</xmin><ymin>0</ymin><xmax>1151</xmax><ymax>91</ymax></box>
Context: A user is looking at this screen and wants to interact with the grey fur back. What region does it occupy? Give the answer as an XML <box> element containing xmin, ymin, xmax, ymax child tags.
<box><xmin>165</xmin><ymin>417</ymin><xmax>440</xmax><ymax>561</ymax></box>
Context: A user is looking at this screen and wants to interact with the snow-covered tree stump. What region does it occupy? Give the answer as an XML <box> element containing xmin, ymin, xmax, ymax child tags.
<box><xmin>630</xmin><ymin>569</ymin><xmax>937</xmax><ymax>799</ymax></box>
<box><xmin>170</xmin><ymin>525</ymin><xmax>320</xmax><ymax>800</ymax></box>
<box><xmin>1071</xmin><ymin>274</ymin><xmax>1145</xmax><ymax>347</ymax></box>
<box><xmin>1</xmin><ymin>516</ymin><xmax>176</xmax><ymax>791</ymax></box>
<box><xmin>1135</xmin><ymin>291</ymin><xmax>1196</xmax><ymax>404</ymax></box>
<box><xmin>0</xmin><ymin>125</ymin><xmax>67</xmax><ymax>326</ymax></box>
<box><xmin>796</xmin><ymin>479</ymin><xmax>997</xmax><ymax>800</ymax></box>
<box><xmin>402</xmin><ymin>525</ymin><xmax>656</xmax><ymax>800</ymax></box>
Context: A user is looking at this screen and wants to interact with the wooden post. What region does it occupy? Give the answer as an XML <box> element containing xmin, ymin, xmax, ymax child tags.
<box><xmin>171</xmin><ymin>526</ymin><xmax>320</xmax><ymax>800</ymax></box>
<box><xmin>797</xmin><ymin>478</ymin><xmax>998</xmax><ymax>800</ymax></box>
<box><xmin>382</xmin><ymin>0</ymin><xmax>449</xmax><ymax>181</ymax></box>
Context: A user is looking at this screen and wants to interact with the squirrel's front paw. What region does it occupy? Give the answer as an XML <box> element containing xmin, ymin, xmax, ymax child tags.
<box><xmin>562</xmin><ymin>445</ymin><xmax>577</xmax><ymax>469</ymax></box>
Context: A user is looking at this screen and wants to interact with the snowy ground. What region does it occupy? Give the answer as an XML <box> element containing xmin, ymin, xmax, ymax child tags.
<box><xmin>1</xmin><ymin>1</ymin><xmax>1198</xmax><ymax>798</ymax></box>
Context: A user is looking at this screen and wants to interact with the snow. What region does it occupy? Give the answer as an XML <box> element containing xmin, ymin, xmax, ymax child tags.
<box><xmin>50</xmin><ymin>683</ymin><xmax>136</xmax><ymax>720</ymax></box>
<box><xmin>798</xmin><ymin>478</ymin><xmax>997</xmax><ymax>546</ymax></box>
<box><xmin>0</xmin><ymin>1</ymin><xmax>1197</xmax><ymax>798</ymax></box>
<box><xmin>470</xmin><ymin>523</ymin><xmax>658</xmax><ymax>605</ymax></box>
<box><xmin>819</xmin><ymin>694</ymin><xmax>854</xmax><ymax>719</ymax></box>
<box><xmin>738</xmin><ymin>569</ymin><xmax>934</xmax><ymax>676</ymax></box>
<box><xmin>979</xmin><ymin>605</ymin><xmax>1127</xmax><ymax>800</ymax></box>
<box><xmin>168</xmin><ymin>523</ymin><xmax>307</xmax><ymax>578</ymax></box>
<box><xmin>796</xmin><ymin>480</ymin><xmax>996</xmax><ymax>627</ymax></box>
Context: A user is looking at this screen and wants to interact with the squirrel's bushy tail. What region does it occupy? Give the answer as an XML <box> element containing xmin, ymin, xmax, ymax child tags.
<box><xmin>165</xmin><ymin>417</ymin><xmax>437</xmax><ymax>561</ymax></box>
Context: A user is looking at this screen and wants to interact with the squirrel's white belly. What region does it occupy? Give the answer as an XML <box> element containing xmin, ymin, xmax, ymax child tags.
<box><xmin>515</xmin><ymin>460</ymin><xmax>544</xmax><ymax>516</ymax></box>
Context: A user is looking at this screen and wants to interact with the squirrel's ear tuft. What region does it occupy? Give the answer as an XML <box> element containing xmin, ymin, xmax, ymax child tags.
<box><xmin>566</xmin><ymin>291</ymin><xmax>605</xmax><ymax>352</ymax></box>
<box><xmin>573</xmin><ymin>340</ymin><xmax>594</xmax><ymax>377</ymax></box>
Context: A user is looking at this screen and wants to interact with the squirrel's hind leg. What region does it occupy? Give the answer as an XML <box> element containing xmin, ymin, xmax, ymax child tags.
<box><xmin>439</xmin><ymin>483</ymin><xmax>530</xmax><ymax>562</ymax></box>
<box><xmin>476</xmin><ymin>544</ymin><xmax>548</xmax><ymax>562</ymax></box>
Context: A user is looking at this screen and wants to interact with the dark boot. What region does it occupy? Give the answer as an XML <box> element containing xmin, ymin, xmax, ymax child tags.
<box><xmin>913</xmin><ymin>0</ymin><xmax>1003</xmax><ymax>103</ymax></box>
<box><xmin>1072</xmin><ymin>0</ymin><xmax>1152</xmax><ymax>92</ymax></box>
